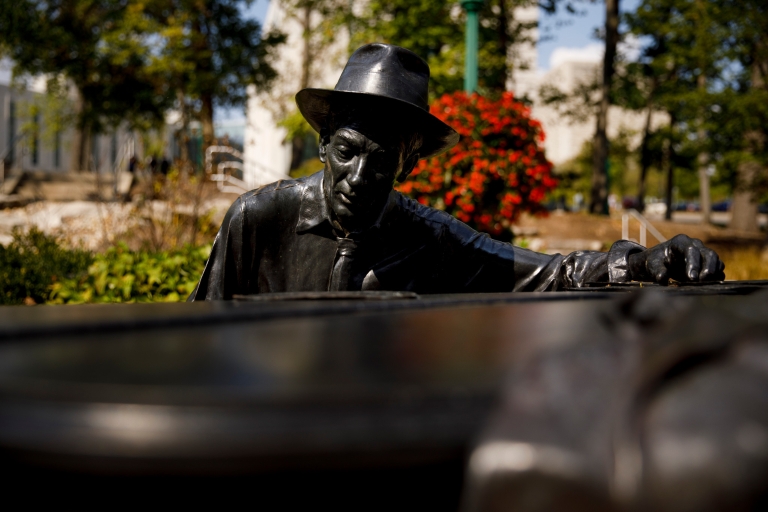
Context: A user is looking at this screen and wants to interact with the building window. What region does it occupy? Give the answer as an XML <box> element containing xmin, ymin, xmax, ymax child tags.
<box><xmin>7</xmin><ymin>100</ymin><xmax>15</xmax><ymax>165</ymax></box>
<box><xmin>31</xmin><ymin>112</ymin><xmax>39</xmax><ymax>166</ymax></box>
<box><xmin>110</xmin><ymin>131</ymin><xmax>117</xmax><ymax>169</ymax></box>
<box><xmin>54</xmin><ymin>130</ymin><xmax>61</xmax><ymax>168</ymax></box>
<box><xmin>91</xmin><ymin>135</ymin><xmax>100</xmax><ymax>171</ymax></box>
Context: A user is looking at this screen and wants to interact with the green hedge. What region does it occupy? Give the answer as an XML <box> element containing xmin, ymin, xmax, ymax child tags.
<box><xmin>50</xmin><ymin>243</ymin><xmax>211</xmax><ymax>303</ymax></box>
<box><xmin>0</xmin><ymin>229</ymin><xmax>211</xmax><ymax>304</ymax></box>
<box><xmin>0</xmin><ymin>229</ymin><xmax>93</xmax><ymax>305</ymax></box>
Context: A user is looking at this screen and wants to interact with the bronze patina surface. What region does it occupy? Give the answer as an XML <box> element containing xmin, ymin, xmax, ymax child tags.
<box><xmin>190</xmin><ymin>43</ymin><xmax>724</xmax><ymax>300</ymax></box>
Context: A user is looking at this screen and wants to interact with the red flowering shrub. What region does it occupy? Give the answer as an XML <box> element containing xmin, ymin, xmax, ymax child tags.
<box><xmin>397</xmin><ymin>92</ymin><xmax>556</xmax><ymax>241</ymax></box>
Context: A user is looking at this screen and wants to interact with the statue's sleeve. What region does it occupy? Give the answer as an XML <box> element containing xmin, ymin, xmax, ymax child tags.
<box><xmin>439</xmin><ymin>215</ymin><xmax>645</xmax><ymax>291</ymax></box>
<box><xmin>505</xmin><ymin>240</ymin><xmax>646</xmax><ymax>291</ymax></box>
<box><xmin>188</xmin><ymin>197</ymin><xmax>248</xmax><ymax>301</ymax></box>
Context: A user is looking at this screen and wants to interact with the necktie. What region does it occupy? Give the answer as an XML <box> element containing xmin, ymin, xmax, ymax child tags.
<box><xmin>329</xmin><ymin>237</ymin><xmax>357</xmax><ymax>291</ymax></box>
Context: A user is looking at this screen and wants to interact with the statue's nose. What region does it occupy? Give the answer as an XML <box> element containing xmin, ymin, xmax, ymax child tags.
<box><xmin>347</xmin><ymin>154</ymin><xmax>368</xmax><ymax>188</ymax></box>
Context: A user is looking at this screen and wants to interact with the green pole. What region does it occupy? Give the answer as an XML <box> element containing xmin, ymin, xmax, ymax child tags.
<box><xmin>461</xmin><ymin>0</ymin><xmax>483</xmax><ymax>93</ymax></box>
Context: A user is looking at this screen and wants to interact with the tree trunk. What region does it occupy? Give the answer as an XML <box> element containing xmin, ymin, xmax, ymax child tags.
<box><xmin>694</xmin><ymin>0</ymin><xmax>712</xmax><ymax>225</ymax></box>
<box><xmin>289</xmin><ymin>4</ymin><xmax>313</xmax><ymax>172</ymax></box>
<box><xmin>697</xmin><ymin>154</ymin><xmax>711</xmax><ymax>223</ymax></box>
<box><xmin>637</xmin><ymin>89</ymin><xmax>655</xmax><ymax>213</ymax></box>
<box><xmin>191</xmin><ymin>12</ymin><xmax>215</xmax><ymax>163</ymax></box>
<box><xmin>696</xmin><ymin>70</ymin><xmax>711</xmax><ymax>224</ymax></box>
<box><xmin>730</xmin><ymin>160</ymin><xmax>760</xmax><ymax>232</ymax></box>
<box><xmin>590</xmin><ymin>0</ymin><xmax>619</xmax><ymax>215</ymax></box>
<box><xmin>663</xmin><ymin>118</ymin><xmax>676</xmax><ymax>221</ymax></box>
<box><xmin>176</xmin><ymin>89</ymin><xmax>190</xmax><ymax>165</ymax></box>
<box><xmin>497</xmin><ymin>0</ymin><xmax>510</xmax><ymax>91</ymax></box>
<box><xmin>730</xmin><ymin>54</ymin><xmax>765</xmax><ymax>233</ymax></box>
<box><xmin>69</xmin><ymin>89</ymin><xmax>91</xmax><ymax>172</ymax></box>
<box><xmin>200</xmin><ymin>93</ymin><xmax>215</xmax><ymax>160</ymax></box>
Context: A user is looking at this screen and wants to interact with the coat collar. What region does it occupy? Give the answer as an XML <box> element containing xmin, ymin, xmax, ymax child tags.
<box><xmin>295</xmin><ymin>171</ymin><xmax>331</xmax><ymax>233</ymax></box>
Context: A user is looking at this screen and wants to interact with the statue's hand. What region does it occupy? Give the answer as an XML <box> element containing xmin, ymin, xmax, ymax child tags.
<box><xmin>628</xmin><ymin>234</ymin><xmax>725</xmax><ymax>284</ymax></box>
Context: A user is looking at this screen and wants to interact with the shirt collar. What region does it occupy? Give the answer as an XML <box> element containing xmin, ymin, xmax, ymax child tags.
<box><xmin>295</xmin><ymin>170</ymin><xmax>398</xmax><ymax>235</ymax></box>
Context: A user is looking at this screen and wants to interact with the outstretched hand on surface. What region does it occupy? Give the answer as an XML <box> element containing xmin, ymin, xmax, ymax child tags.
<box><xmin>628</xmin><ymin>234</ymin><xmax>725</xmax><ymax>284</ymax></box>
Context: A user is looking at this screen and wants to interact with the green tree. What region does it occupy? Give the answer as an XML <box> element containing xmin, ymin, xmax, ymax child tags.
<box><xmin>711</xmin><ymin>0</ymin><xmax>768</xmax><ymax>233</ymax></box>
<box><xmin>145</xmin><ymin>0</ymin><xmax>285</xmax><ymax>156</ymax></box>
<box><xmin>0</xmin><ymin>1</ymin><xmax>172</xmax><ymax>170</ymax></box>
<box><xmin>0</xmin><ymin>228</ymin><xmax>92</xmax><ymax>305</ymax></box>
<box><xmin>346</xmin><ymin>0</ymin><xmax>539</xmax><ymax>99</ymax></box>
<box><xmin>534</xmin><ymin>0</ymin><xmax>624</xmax><ymax>215</ymax></box>
<box><xmin>627</xmin><ymin>0</ymin><xmax>768</xmax><ymax>230</ymax></box>
<box><xmin>586</xmin><ymin>0</ymin><xmax>619</xmax><ymax>215</ymax></box>
<box><xmin>275</xmin><ymin>0</ymin><xmax>348</xmax><ymax>171</ymax></box>
<box><xmin>535</xmin><ymin>0</ymin><xmax>622</xmax><ymax>215</ymax></box>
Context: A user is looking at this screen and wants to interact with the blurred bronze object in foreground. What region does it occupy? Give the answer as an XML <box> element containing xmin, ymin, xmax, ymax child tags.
<box><xmin>463</xmin><ymin>288</ymin><xmax>768</xmax><ymax>512</ymax></box>
<box><xmin>1</xmin><ymin>284</ymin><xmax>768</xmax><ymax>509</ymax></box>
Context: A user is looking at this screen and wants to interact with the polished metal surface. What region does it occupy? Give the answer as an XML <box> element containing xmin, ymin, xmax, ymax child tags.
<box><xmin>2</xmin><ymin>287</ymin><xmax>768</xmax><ymax>509</ymax></box>
<box><xmin>0</xmin><ymin>296</ymin><xmax>605</xmax><ymax>473</ymax></box>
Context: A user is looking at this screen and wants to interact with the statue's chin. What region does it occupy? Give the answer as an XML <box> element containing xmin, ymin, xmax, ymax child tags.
<box><xmin>331</xmin><ymin>205</ymin><xmax>376</xmax><ymax>234</ymax></box>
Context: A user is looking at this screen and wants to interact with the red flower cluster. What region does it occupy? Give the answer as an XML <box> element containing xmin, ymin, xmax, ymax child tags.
<box><xmin>397</xmin><ymin>92</ymin><xmax>556</xmax><ymax>239</ymax></box>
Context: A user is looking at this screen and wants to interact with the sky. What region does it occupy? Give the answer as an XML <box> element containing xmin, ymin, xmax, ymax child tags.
<box><xmin>539</xmin><ymin>1</ymin><xmax>608</xmax><ymax>70</ymax></box>
<box><xmin>538</xmin><ymin>0</ymin><xmax>641</xmax><ymax>70</ymax></box>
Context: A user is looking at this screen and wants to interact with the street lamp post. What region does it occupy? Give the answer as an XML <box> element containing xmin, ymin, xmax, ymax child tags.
<box><xmin>461</xmin><ymin>0</ymin><xmax>483</xmax><ymax>93</ymax></box>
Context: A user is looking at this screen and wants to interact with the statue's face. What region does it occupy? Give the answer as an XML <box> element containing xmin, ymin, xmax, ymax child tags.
<box><xmin>320</xmin><ymin>120</ymin><xmax>414</xmax><ymax>234</ymax></box>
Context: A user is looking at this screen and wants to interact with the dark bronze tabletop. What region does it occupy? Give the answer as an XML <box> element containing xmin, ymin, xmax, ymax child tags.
<box><xmin>1</xmin><ymin>285</ymin><xmax>766</xmax><ymax>509</ymax></box>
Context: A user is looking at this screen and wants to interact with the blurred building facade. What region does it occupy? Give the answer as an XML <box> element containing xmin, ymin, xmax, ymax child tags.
<box><xmin>0</xmin><ymin>83</ymin><xmax>137</xmax><ymax>177</ymax></box>
<box><xmin>531</xmin><ymin>60</ymin><xmax>668</xmax><ymax>166</ymax></box>
<box><xmin>243</xmin><ymin>1</ymin><xmax>350</xmax><ymax>188</ymax></box>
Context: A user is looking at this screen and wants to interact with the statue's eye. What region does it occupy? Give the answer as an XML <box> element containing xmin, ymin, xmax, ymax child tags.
<box><xmin>336</xmin><ymin>145</ymin><xmax>355</xmax><ymax>159</ymax></box>
<box><xmin>370</xmin><ymin>150</ymin><xmax>396</xmax><ymax>169</ymax></box>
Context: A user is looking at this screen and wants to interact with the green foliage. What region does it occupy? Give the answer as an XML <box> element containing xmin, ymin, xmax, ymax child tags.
<box><xmin>0</xmin><ymin>229</ymin><xmax>93</xmax><ymax>305</ymax></box>
<box><xmin>146</xmin><ymin>0</ymin><xmax>286</xmax><ymax>113</ymax></box>
<box><xmin>625</xmin><ymin>0</ymin><xmax>768</xmax><ymax>202</ymax></box>
<box><xmin>15</xmin><ymin>82</ymin><xmax>74</xmax><ymax>153</ymax></box>
<box><xmin>552</xmin><ymin>132</ymin><xmax>646</xmax><ymax>207</ymax></box>
<box><xmin>0</xmin><ymin>228</ymin><xmax>210</xmax><ymax>304</ymax></box>
<box><xmin>50</xmin><ymin>243</ymin><xmax>211</xmax><ymax>304</ymax></box>
<box><xmin>0</xmin><ymin>1</ymin><xmax>173</xmax><ymax>134</ymax></box>
<box><xmin>279</xmin><ymin>107</ymin><xmax>315</xmax><ymax>143</ymax></box>
<box><xmin>346</xmin><ymin>0</ymin><xmax>538</xmax><ymax>99</ymax></box>
<box><xmin>0</xmin><ymin>1</ymin><xmax>285</xmax><ymax>164</ymax></box>
<box><xmin>289</xmin><ymin>158</ymin><xmax>323</xmax><ymax>179</ymax></box>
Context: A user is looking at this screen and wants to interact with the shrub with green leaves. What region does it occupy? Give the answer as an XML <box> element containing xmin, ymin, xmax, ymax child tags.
<box><xmin>0</xmin><ymin>228</ymin><xmax>93</xmax><ymax>305</ymax></box>
<box><xmin>50</xmin><ymin>243</ymin><xmax>211</xmax><ymax>303</ymax></box>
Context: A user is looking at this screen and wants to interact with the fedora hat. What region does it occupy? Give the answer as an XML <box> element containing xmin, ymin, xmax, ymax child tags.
<box><xmin>295</xmin><ymin>43</ymin><xmax>459</xmax><ymax>159</ymax></box>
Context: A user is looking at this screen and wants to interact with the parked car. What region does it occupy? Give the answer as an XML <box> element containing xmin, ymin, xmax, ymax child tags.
<box><xmin>622</xmin><ymin>196</ymin><xmax>640</xmax><ymax>210</ymax></box>
<box><xmin>712</xmin><ymin>200</ymin><xmax>732</xmax><ymax>212</ymax></box>
<box><xmin>644</xmin><ymin>202</ymin><xmax>667</xmax><ymax>216</ymax></box>
<box><xmin>673</xmin><ymin>201</ymin><xmax>700</xmax><ymax>212</ymax></box>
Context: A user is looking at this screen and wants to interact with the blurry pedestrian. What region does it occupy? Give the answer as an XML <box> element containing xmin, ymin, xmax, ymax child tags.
<box><xmin>573</xmin><ymin>192</ymin><xmax>583</xmax><ymax>212</ymax></box>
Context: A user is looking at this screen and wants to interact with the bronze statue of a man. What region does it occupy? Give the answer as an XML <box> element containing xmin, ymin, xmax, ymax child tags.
<box><xmin>190</xmin><ymin>43</ymin><xmax>724</xmax><ymax>300</ymax></box>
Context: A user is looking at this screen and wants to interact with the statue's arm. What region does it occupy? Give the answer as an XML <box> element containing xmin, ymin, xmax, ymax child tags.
<box><xmin>468</xmin><ymin>235</ymin><xmax>644</xmax><ymax>292</ymax></box>
<box><xmin>506</xmin><ymin>240</ymin><xmax>645</xmax><ymax>291</ymax></box>
<box><xmin>439</xmin><ymin>214</ymin><xmax>644</xmax><ymax>291</ymax></box>
<box><xmin>443</xmin><ymin>214</ymin><xmax>722</xmax><ymax>290</ymax></box>
<box><xmin>188</xmin><ymin>197</ymin><xmax>248</xmax><ymax>301</ymax></box>
<box><xmin>412</xmin><ymin>203</ymin><xmax>644</xmax><ymax>292</ymax></box>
